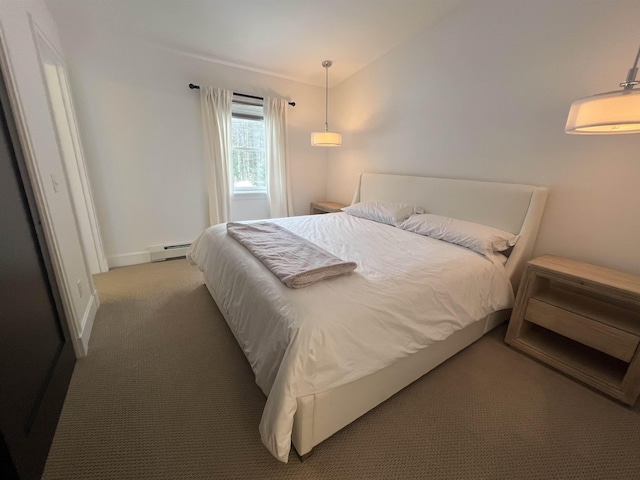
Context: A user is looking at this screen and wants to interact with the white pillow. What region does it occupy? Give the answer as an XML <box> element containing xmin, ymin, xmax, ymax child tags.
<box><xmin>399</xmin><ymin>213</ymin><xmax>519</xmax><ymax>264</ymax></box>
<box><xmin>342</xmin><ymin>201</ymin><xmax>424</xmax><ymax>226</ymax></box>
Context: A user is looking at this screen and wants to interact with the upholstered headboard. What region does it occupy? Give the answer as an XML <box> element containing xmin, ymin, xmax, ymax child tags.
<box><xmin>353</xmin><ymin>173</ymin><xmax>549</xmax><ymax>291</ymax></box>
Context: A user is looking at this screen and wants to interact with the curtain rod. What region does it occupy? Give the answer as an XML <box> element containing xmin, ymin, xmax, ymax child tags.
<box><xmin>188</xmin><ymin>83</ymin><xmax>295</xmax><ymax>106</ymax></box>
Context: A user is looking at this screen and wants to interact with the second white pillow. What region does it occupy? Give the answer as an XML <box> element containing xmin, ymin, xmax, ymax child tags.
<box><xmin>399</xmin><ymin>213</ymin><xmax>519</xmax><ymax>264</ymax></box>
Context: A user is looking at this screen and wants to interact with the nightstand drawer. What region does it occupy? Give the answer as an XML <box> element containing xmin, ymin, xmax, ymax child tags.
<box><xmin>525</xmin><ymin>298</ymin><xmax>640</xmax><ymax>362</ymax></box>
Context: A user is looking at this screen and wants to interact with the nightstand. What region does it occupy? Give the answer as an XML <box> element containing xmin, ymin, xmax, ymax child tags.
<box><xmin>309</xmin><ymin>201</ymin><xmax>346</xmax><ymax>215</ymax></box>
<box><xmin>505</xmin><ymin>255</ymin><xmax>640</xmax><ymax>405</ymax></box>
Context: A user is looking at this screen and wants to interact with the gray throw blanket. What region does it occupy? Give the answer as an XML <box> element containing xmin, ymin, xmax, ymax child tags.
<box><xmin>226</xmin><ymin>222</ymin><xmax>357</xmax><ymax>288</ymax></box>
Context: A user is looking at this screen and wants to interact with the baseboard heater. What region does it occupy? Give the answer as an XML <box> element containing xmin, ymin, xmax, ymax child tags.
<box><xmin>149</xmin><ymin>243</ymin><xmax>191</xmax><ymax>262</ymax></box>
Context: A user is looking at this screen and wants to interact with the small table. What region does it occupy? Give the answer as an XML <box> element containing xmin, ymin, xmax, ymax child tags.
<box><xmin>309</xmin><ymin>201</ymin><xmax>346</xmax><ymax>215</ymax></box>
<box><xmin>505</xmin><ymin>255</ymin><xmax>640</xmax><ymax>405</ymax></box>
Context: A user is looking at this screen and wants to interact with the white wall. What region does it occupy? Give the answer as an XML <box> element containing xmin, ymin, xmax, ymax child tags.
<box><xmin>0</xmin><ymin>0</ymin><xmax>98</xmax><ymax>355</ymax></box>
<box><xmin>50</xmin><ymin>24</ymin><xmax>329</xmax><ymax>267</ymax></box>
<box><xmin>328</xmin><ymin>0</ymin><xmax>640</xmax><ymax>276</ymax></box>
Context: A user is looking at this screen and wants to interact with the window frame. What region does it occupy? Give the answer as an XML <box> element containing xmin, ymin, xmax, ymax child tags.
<box><xmin>231</xmin><ymin>99</ymin><xmax>267</xmax><ymax>195</ymax></box>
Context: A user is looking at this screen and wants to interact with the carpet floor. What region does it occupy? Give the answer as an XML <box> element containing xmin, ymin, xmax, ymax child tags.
<box><xmin>43</xmin><ymin>259</ymin><xmax>640</xmax><ymax>479</ymax></box>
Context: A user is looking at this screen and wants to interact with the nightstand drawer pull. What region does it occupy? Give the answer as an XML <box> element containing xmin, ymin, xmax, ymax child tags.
<box><xmin>525</xmin><ymin>298</ymin><xmax>639</xmax><ymax>363</ymax></box>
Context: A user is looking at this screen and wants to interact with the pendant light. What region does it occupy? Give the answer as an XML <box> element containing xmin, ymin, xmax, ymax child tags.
<box><xmin>311</xmin><ymin>60</ymin><xmax>342</xmax><ymax>146</ymax></box>
<box><xmin>565</xmin><ymin>43</ymin><xmax>640</xmax><ymax>134</ymax></box>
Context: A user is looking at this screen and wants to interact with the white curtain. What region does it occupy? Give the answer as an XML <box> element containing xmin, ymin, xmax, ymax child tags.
<box><xmin>264</xmin><ymin>97</ymin><xmax>293</xmax><ymax>218</ymax></box>
<box><xmin>200</xmin><ymin>86</ymin><xmax>233</xmax><ymax>225</ymax></box>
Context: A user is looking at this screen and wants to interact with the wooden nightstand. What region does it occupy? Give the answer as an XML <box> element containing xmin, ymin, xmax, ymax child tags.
<box><xmin>309</xmin><ymin>201</ymin><xmax>346</xmax><ymax>215</ymax></box>
<box><xmin>505</xmin><ymin>255</ymin><xmax>640</xmax><ymax>405</ymax></box>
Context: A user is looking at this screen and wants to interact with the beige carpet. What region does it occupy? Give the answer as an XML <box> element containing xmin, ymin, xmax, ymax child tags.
<box><xmin>43</xmin><ymin>260</ymin><xmax>640</xmax><ymax>479</ymax></box>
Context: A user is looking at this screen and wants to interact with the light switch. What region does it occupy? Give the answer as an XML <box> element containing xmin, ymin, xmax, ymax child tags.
<box><xmin>51</xmin><ymin>173</ymin><xmax>60</xmax><ymax>193</ymax></box>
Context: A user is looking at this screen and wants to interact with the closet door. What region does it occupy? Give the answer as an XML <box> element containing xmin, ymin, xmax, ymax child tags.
<box><xmin>0</xmin><ymin>70</ymin><xmax>76</xmax><ymax>479</ymax></box>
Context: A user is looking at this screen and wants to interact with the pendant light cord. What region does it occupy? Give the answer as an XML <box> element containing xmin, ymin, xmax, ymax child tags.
<box><xmin>632</xmin><ymin>44</ymin><xmax>640</xmax><ymax>71</ymax></box>
<box><xmin>621</xmin><ymin>43</ymin><xmax>640</xmax><ymax>89</ymax></box>
<box><xmin>324</xmin><ymin>64</ymin><xmax>329</xmax><ymax>132</ymax></box>
<box><xmin>311</xmin><ymin>60</ymin><xmax>341</xmax><ymax>145</ymax></box>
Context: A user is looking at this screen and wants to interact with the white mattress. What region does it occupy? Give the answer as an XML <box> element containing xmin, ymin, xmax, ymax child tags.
<box><xmin>187</xmin><ymin>212</ymin><xmax>515</xmax><ymax>462</ymax></box>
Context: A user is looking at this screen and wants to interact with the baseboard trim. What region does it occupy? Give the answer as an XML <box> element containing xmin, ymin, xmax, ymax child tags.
<box><xmin>71</xmin><ymin>290</ymin><xmax>99</xmax><ymax>358</ymax></box>
<box><xmin>107</xmin><ymin>251</ymin><xmax>151</xmax><ymax>268</ymax></box>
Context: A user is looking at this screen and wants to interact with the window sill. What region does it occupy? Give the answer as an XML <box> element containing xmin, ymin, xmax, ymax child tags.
<box><xmin>232</xmin><ymin>191</ymin><xmax>268</xmax><ymax>201</ymax></box>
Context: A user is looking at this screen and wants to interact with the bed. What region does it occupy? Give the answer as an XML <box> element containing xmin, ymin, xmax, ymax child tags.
<box><xmin>187</xmin><ymin>172</ymin><xmax>548</xmax><ymax>462</ymax></box>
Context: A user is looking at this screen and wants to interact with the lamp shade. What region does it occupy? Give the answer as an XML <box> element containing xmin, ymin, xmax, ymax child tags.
<box><xmin>565</xmin><ymin>88</ymin><xmax>640</xmax><ymax>134</ymax></box>
<box><xmin>311</xmin><ymin>131</ymin><xmax>342</xmax><ymax>146</ymax></box>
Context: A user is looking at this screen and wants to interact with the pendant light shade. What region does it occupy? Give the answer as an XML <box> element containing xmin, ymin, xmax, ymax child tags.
<box><xmin>565</xmin><ymin>89</ymin><xmax>640</xmax><ymax>134</ymax></box>
<box><xmin>312</xmin><ymin>60</ymin><xmax>342</xmax><ymax>146</ymax></box>
<box><xmin>566</xmin><ymin>44</ymin><xmax>640</xmax><ymax>134</ymax></box>
<box><xmin>311</xmin><ymin>131</ymin><xmax>342</xmax><ymax>146</ymax></box>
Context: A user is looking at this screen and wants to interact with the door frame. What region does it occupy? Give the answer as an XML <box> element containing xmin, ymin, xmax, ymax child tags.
<box><xmin>31</xmin><ymin>19</ymin><xmax>108</xmax><ymax>275</ymax></box>
<box><xmin>0</xmin><ymin>31</ymin><xmax>76</xmax><ymax>480</ymax></box>
<box><xmin>0</xmin><ymin>17</ymin><xmax>94</xmax><ymax>357</ymax></box>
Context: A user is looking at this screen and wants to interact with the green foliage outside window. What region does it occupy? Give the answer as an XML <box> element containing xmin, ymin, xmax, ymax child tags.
<box><xmin>232</xmin><ymin>116</ymin><xmax>266</xmax><ymax>190</ymax></box>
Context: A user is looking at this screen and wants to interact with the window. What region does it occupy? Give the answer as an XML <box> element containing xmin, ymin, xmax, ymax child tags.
<box><xmin>231</xmin><ymin>100</ymin><xmax>266</xmax><ymax>193</ymax></box>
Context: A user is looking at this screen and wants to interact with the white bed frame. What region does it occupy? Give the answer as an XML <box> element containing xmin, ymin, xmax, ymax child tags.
<box><xmin>290</xmin><ymin>173</ymin><xmax>548</xmax><ymax>459</ymax></box>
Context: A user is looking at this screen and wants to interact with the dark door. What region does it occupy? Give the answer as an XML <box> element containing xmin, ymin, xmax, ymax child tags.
<box><xmin>0</xmin><ymin>67</ymin><xmax>76</xmax><ymax>479</ymax></box>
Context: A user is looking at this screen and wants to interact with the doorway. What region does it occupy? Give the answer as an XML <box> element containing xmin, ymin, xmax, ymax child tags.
<box><xmin>34</xmin><ymin>28</ymin><xmax>108</xmax><ymax>274</ymax></box>
<box><xmin>0</xmin><ymin>57</ymin><xmax>76</xmax><ymax>480</ymax></box>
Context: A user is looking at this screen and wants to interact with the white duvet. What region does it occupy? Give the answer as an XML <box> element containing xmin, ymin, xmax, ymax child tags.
<box><xmin>187</xmin><ymin>212</ymin><xmax>514</xmax><ymax>462</ymax></box>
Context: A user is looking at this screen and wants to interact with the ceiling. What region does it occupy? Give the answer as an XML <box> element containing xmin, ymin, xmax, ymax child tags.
<box><xmin>45</xmin><ymin>0</ymin><xmax>465</xmax><ymax>87</ymax></box>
